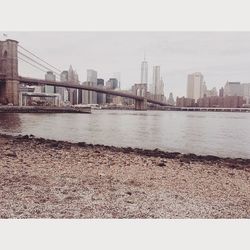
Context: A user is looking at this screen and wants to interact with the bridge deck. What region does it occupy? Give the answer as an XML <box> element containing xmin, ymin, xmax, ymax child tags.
<box><xmin>18</xmin><ymin>76</ymin><xmax>171</xmax><ymax>106</ymax></box>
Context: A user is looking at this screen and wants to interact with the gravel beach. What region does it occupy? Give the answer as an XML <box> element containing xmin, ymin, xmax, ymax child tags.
<box><xmin>0</xmin><ymin>133</ymin><xmax>250</xmax><ymax>218</ymax></box>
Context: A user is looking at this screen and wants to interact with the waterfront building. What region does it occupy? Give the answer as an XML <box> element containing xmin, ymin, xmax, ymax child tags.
<box><xmin>176</xmin><ymin>96</ymin><xmax>195</xmax><ymax>107</ymax></box>
<box><xmin>45</xmin><ymin>71</ymin><xmax>56</xmax><ymax>94</ymax></box>
<box><xmin>197</xmin><ymin>96</ymin><xmax>246</xmax><ymax>108</ymax></box>
<box><xmin>186</xmin><ymin>72</ymin><xmax>204</xmax><ymax>101</ymax></box>
<box><xmin>223</xmin><ymin>82</ymin><xmax>250</xmax><ymax>104</ymax></box>
<box><xmin>224</xmin><ymin>81</ymin><xmax>242</xmax><ymax>96</ymax></box>
<box><xmin>242</xmin><ymin>83</ymin><xmax>250</xmax><ymax>96</ymax></box>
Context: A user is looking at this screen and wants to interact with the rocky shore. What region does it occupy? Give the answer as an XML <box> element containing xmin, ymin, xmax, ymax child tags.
<box><xmin>0</xmin><ymin>133</ymin><xmax>249</xmax><ymax>218</ymax></box>
<box><xmin>0</xmin><ymin>106</ymin><xmax>91</xmax><ymax>114</ymax></box>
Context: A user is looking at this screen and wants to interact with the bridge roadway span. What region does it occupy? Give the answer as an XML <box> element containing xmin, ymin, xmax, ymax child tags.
<box><xmin>17</xmin><ymin>76</ymin><xmax>171</xmax><ymax>107</ymax></box>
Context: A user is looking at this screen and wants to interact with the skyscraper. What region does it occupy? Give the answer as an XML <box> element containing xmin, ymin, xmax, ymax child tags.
<box><xmin>73</xmin><ymin>70</ymin><xmax>79</xmax><ymax>105</ymax></box>
<box><xmin>113</xmin><ymin>72</ymin><xmax>121</xmax><ymax>89</ymax></box>
<box><xmin>219</xmin><ymin>87</ymin><xmax>224</xmax><ymax>97</ymax></box>
<box><xmin>242</xmin><ymin>83</ymin><xmax>250</xmax><ymax>104</ymax></box>
<box><xmin>141</xmin><ymin>57</ymin><xmax>148</xmax><ymax>84</ymax></box>
<box><xmin>167</xmin><ymin>92</ymin><xmax>175</xmax><ymax>105</ymax></box>
<box><xmin>45</xmin><ymin>71</ymin><xmax>56</xmax><ymax>94</ymax></box>
<box><xmin>186</xmin><ymin>72</ymin><xmax>204</xmax><ymax>101</ymax></box>
<box><xmin>68</xmin><ymin>65</ymin><xmax>74</xmax><ymax>82</ymax></box>
<box><xmin>97</xmin><ymin>78</ymin><xmax>106</xmax><ymax>104</ymax></box>
<box><xmin>67</xmin><ymin>65</ymin><xmax>75</xmax><ymax>104</ymax></box>
<box><xmin>105</xmin><ymin>78</ymin><xmax>118</xmax><ymax>104</ymax></box>
<box><xmin>56</xmin><ymin>70</ymin><xmax>68</xmax><ymax>103</ymax></box>
<box><xmin>224</xmin><ymin>81</ymin><xmax>242</xmax><ymax>96</ymax></box>
<box><xmin>65</xmin><ymin>65</ymin><xmax>79</xmax><ymax>105</ymax></box>
<box><xmin>159</xmin><ymin>77</ymin><xmax>164</xmax><ymax>96</ymax></box>
<box><xmin>152</xmin><ymin>65</ymin><xmax>160</xmax><ymax>95</ymax></box>
<box><xmin>242</xmin><ymin>83</ymin><xmax>250</xmax><ymax>97</ymax></box>
<box><xmin>83</xmin><ymin>69</ymin><xmax>97</xmax><ymax>104</ymax></box>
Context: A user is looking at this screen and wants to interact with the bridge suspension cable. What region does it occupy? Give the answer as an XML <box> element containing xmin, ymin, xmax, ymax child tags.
<box><xmin>18</xmin><ymin>51</ymin><xmax>61</xmax><ymax>78</ymax></box>
<box><xmin>18</xmin><ymin>44</ymin><xmax>62</xmax><ymax>73</ymax></box>
<box><xmin>18</xmin><ymin>56</ymin><xmax>49</xmax><ymax>74</ymax></box>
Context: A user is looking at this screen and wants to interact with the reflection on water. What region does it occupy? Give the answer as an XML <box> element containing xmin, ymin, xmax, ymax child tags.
<box><xmin>0</xmin><ymin>110</ymin><xmax>249</xmax><ymax>158</ymax></box>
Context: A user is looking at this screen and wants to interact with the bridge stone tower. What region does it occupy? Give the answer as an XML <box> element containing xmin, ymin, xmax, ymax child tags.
<box><xmin>134</xmin><ymin>83</ymin><xmax>148</xmax><ymax>110</ymax></box>
<box><xmin>0</xmin><ymin>39</ymin><xmax>19</xmax><ymax>105</ymax></box>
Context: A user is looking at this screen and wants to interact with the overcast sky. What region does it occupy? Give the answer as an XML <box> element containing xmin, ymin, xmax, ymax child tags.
<box><xmin>3</xmin><ymin>32</ymin><xmax>250</xmax><ymax>97</ymax></box>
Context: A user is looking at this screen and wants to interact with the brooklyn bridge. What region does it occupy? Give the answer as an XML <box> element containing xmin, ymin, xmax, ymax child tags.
<box><xmin>0</xmin><ymin>39</ymin><xmax>171</xmax><ymax>110</ymax></box>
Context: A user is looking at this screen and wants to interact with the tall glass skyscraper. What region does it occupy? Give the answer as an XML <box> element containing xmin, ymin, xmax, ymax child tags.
<box><xmin>152</xmin><ymin>65</ymin><xmax>160</xmax><ymax>95</ymax></box>
<box><xmin>141</xmin><ymin>58</ymin><xmax>148</xmax><ymax>84</ymax></box>
<box><xmin>83</xmin><ymin>69</ymin><xmax>97</xmax><ymax>104</ymax></box>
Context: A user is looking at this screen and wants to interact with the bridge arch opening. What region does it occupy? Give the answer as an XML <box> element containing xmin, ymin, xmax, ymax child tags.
<box><xmin>1</xmin><ymin>50</ymin><xmax>8</xmax><ymax>73</ymax></box>
<box><xmin>3</xmin><ymin>50</ymin><xmax>7</xmax><ymax>58</ymax></box>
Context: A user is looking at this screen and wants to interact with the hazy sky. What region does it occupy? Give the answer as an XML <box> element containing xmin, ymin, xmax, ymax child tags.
<box><xmin>3</xmin><ymin>32</ymin><xmax>250</xmax><ymax>97</ymax></box>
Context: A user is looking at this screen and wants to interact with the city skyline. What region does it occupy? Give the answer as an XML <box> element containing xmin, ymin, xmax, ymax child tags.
<box><xmin>3</xmin><ymin>32</ymin><xmax>250</xmax><ymax>98</ymax></box>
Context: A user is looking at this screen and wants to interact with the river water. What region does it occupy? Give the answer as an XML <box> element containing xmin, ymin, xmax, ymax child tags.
<box><xmin>0</xmin><ymin>110</ymin><xmax>249</xmax><ymax>158</ymax></box>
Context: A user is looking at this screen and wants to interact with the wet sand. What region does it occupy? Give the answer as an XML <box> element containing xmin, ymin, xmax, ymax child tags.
<box><xmin>0</xmin><ymin>133</ymin><xmax>249</xmax><ymax>218</ymax></box>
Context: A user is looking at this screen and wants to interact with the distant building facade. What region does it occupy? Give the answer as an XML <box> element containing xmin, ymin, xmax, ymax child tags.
<box><xmin>223</xmin><ymin>81</ymin><xmax>250</xmax><ymax>105</ymax></box>
<box><xmin>197</xmin><ymin>96</ymin><xmax>245</xmax><ymax>108</ymax></box>
<box><xmin>82</xmin><ymin>69</ymin><xmax>97</xmax><ymax>104</ymax></box>
<box><xmin>186</xmin><ymin>72</ymin><xmax>204</xmax><ymax>101</ymax></box>
<box><xmin>224</xmin><ymin>81</ymin><xmax>242</xmax><ymax>96</ymax></box>
<box><xmin>219</xmin><ymin>87</ymin><xmax>224</xmax><ymax>97</ymax></box>
<box><xmin>167</xmin><ymin>92</ymin><xmax>175</xmax><ymax>106</ymax></box>
<box><xmin>45</xmin><ymin>71</ymin><xmax>56</xmax><ymax>94</ymax></box>
<box><xmin>176</xmin><ymin>97</ymin><xmax>195</xmax><ymax>107</ymax></box>
<box><xmin>113</xmin><ymin>72</ymin><xmax>121</xmax><ymax>89</ymax></box>
<box><xmin>149</xmin><ymin>66</ymin><xmax>165</xmax><ymax>102</ymax></box>
<box><xmin>152</xmin><ymin>66</ymin><xmax>160</xmax><ymax>95</ymax></box>
<box><xmin>64</xmin><ymin>65</ymin><xmax>79</xmax><ymax>105</ymax></box>
<box><xmin>242</xmin><ymin>83</ymin><xmax>250</xmax><ymax>104</ymax></box>
<box><xmin>106</xmin><ymin>78</ymin><xmax>118</xmax><ymax>104</ymax></box>
<box><xmin>141</xmin><ymin>58</ymin><xmax>148</xmax><ymax>84</ymax></box>
<box><xmin>97</xmin><ymin>78</ymin><xmax>106</xmax><ymax>104</ymax></box>
<box><xmin>57</xmin><ymin>70</ymin><xmax>69</xmax><ymax>103</ymax></box>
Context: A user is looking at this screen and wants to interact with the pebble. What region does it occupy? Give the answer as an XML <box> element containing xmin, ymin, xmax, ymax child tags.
<box><xmin>0</xmin><ymin>134</ymin><xmax>250</xmax><ymax>219</ymax></box>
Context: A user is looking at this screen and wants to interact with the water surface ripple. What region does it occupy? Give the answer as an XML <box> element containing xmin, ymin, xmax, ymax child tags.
<box><xmin>0</xmin><ymin>110</ymin><xmax>249</xmax><ymax>158</ymax></box>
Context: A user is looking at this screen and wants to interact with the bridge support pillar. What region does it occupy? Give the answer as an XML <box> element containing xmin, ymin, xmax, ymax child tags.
<box><xmin>0</xmin><ymin>39</ymin><xmax>19</xmax><ymax>105</ymax></box>
<box><xmin>135</xmin><ymin>98</ymin><xmax>147</xmax><ymax>110</ymax></box>
<box><xmin>1</xmin><ymin>80</ymin><xmax>19</xmax><ymax>105</ymax></box>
